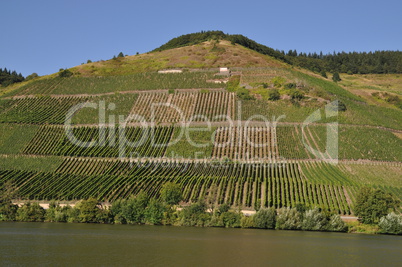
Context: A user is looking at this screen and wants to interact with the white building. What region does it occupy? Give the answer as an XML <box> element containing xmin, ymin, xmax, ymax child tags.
<box><xmin>158</xmin><ymin>69</ymin><xmax>183</xmax><ymax>74</ymax></box>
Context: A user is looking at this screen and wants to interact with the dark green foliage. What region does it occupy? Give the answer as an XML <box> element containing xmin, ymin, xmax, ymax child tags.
<box><xmin>286</xmin><ymin>50</ymin><xmax>402</xmax><ymax>74</ymax></box>
<box><xmin>0</xmin><ymin>180</ymin><xmax>19</xmax><ymax>221</ymax></box>
<box><xmin>153</xmin><ymin>31</ymin><xmax>402</xmax><ymax>74</ymax></box>
<box><xmin>178</xmin><ymin>201</ymin><xmax>210</xmax><ymax>227</ymax></box>
<box><xmin>58</xmin><ymin>69</ymin><xmax>73</xmax><ymax>78</ymax></box>
<box><xmin>75</xmin><ymin>198</ymin><xmax>104</xmax><ymax>223</ymax></box>
<box><xmin>121</xmin><ymin>193</ymin><xmax>149</xmax><ymax>224</ymax></box>
<box><xmin>160</xmin><ymin>183</ymin><xmax>182</xmax><ymax>205</ymax></box>
<box><xmin>16</xmin><ymin>202</ymin><xmax>45</xmax><ymax>222</ymax></box>
<box><xmin>45</xmin><ymin>201</ymin><xmax>70</xmax><ymax>223</ymax></box>
<box><xmin>267</xmin><ymin>89</ymin><xmax>280</xmax><ymax>101</ymax></box>
<box><xmin>290</xmin><ymin>90</ymin><xmax>304</xmax><ymax>100</ymax></box>
<box><xmin>118</xmin><ymin>52</ymin><xmax>124</xmax><ymax>58</ymax></box>
<box><xmin>320</xmin><ymin>70</ymin><xmax>327</xmax><ymax>78</ymax></box>
<box><xmin>284</xmin><ymin>83</ymin><xmax>296</xmax><ymax>89</ymax></box>
<box><xmin>253</xmin><ymin>207</ymin><xmax>276</xmax><ymax>229</ymax></box>
<box><xmin>145</xmin><ymin>198</ymin><xmax>165</xmax><ymax>225</ymax></box>
<box><xmin>25</xmin><ymin>73</ymin><xmax>39</xmax><ymax>81</ymax></box>
<box><xmin>354</xmin><ymin>187</ymin><xmax>399</xmax><ymax>224</ymax></box>
<box><xmin>0</xmin><ymin>68</ymin><xmax>24</xmax><ymax>87</ymax></box>
<box><xmin>332</xmin><ymin>72</ymin><xmax>341</xmax><ymax>82</ymax></box>
<box><xmin>154</xmin><ymin>31</ymin><xmax>227</xmax><ymax>51</ymax></box>
<box><xmin>237</xmin><ymin>88</ymin><xmax>254</xmax><ymax>100</ymax></box>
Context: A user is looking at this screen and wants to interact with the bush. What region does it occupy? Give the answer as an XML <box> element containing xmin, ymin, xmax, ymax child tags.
<box><xmin>332</xmin><ymin>72</ymin><xmax>341</xmax><ymax>82</ymax></box>
<box><xmin>237</xmin><ymin>88</ymin><xmax>254</xmax><ymax>100</ymax></box>
<box><xmin>160</xmin><ymin>183</ymin><xmax>182</xmax><ymax>205</ymax></box>
<box><xmin>290</xmin><ymin>90</ymin><xmax>304</xmax><ymax>101</ymax></box>
<box><xmin>240</xmin><ymin>216</ymin><xmax>255</xmax><ymax>228</ymax></box>
<box><xmin>327</xmin><ymin>214</ymin><xmax>347</xmax><ymax>232</ymax></box>
<box><xmin>276</xmin><ymin>208</ymin><xmax>302</xmax><ymax>230</ymax></box>
<box><xmin>16</xmin><ymin>202</ymin><xmax>45</xmax><ymax>222</ymax></box>
<box><xmin>272</xmin><ymin>77</ymin><xmax>286</xmax><ymax>88</ymax></box>
<box><xmin>145</xmin><ymin>198</ymin><xmax>165</xmax><ymax>225</ymax></box>
<box><xmin>284</xmin><ymin>83</ymin><xmax>296</xmax><ymax>89</ymax></box>
<box><xmin>26</xmin><ymin>73</ymin><xmax>39</xmax><ymax>81</ymax></box>
<box><xmin>178</xmin><ymin>201</ymin><xmax>210</xmax><ymax>227</ymax></box>
<box><xmin>354</xmin><ymin>187</ymin><xmax>399</xmax><ymax>224</ymax></box>
<box><xmin>75</xmin><ymin>198</ymin><xmax>104</xmax><ymax>223</ymax></box>
<box><xmin>378</xmin><ymin>213</ymin><xmax>402</xmax><ymax>235</ymax></box>
<box><xmin>59</xmin><ymin>69</ymin><xmax>73</xmax><ymax>78</ymax></box>
<box><xmin>301</xmin><ymin>208</ymin><xmax>327</xmax><ymax>231</ymax></box>
<box><xmin>121</xmin><ymin>193</ymin><xmax>148</xmax><ymax>224</ymax></box>
<box><xmin>267</xmin><ymin>89</ymin><xmax>280</xmax><ymax>101</ymax></box>
<box><xmin>45</xmin><ymin>201</ymin><xmax>70</xmax><ymax>222</ymax></box>
<box><xmin>253</xmin><ymin>207</ymin><xmax>276</xmax><ymax>229</ymax></box>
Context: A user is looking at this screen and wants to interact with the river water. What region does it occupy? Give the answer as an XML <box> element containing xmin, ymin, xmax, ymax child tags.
<box><xmin>0</xmin><ymin>222</ymin><xmax>401</xmax><ymax>266</ymax></box>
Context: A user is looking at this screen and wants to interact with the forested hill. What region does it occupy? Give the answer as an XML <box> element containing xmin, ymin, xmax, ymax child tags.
<box><xmin>0</xmin><ymin>68</ymin><xmax>24</xmax><ymax>87</ymax></box>
<box><xmin>153</xmin><ymin>31</ymin><xmax>402</xmax><ymax>75</ymax></box>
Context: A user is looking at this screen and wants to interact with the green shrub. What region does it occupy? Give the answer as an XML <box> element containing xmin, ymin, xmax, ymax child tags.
<box><xmin>290</xmin><ymin>90</ymin><xmax>304</xmax><ymax>100</ymax></box>
<box><xmin>58</xmin><ymin>69</ymin><xmax>73</xmax><ymax>78</ymax></box>
<box><xmin>237</xmin><ymin>88</ymin><xmax>254</xmax><ymax>100</ymax></box>
<box><xmin>267</xmin><ymin>89</ymin><xmax>280</xmax><ymax>101</ymax></box>
<box><xmin>240</xmin><ymin>216</ymin><xmax>255</xmax><ymax>228</ymax></box>
<box><xmin>354</xmin><ymin>187</ymin><xmax>399</xmax><ymax>224</ymax></box>
<box><xmin>160</xmin><ymin>182</ymin><xmax>182</xmax><ymax>205</ymax></box>
<box><xmin>276</xmin><ymin>207</ymin><xmax>302</xmax><ymax>230</ymax></box>
<box><xmin>16</xmin><ymin>202</ymin><xmax>45</xmax><ymax>222</ymax></box>
<box><xmin>253</xmin><ymin>207</ymin><xmax>276</xmax><ymax>229</ymax></box>
<box><xmin>379</xmin><ymin>213</ymin><xmax>402</xmax><ymax>235</ymax></box>
<box><xmin>301</xmin><ymin>208</ymin><xmax>328</xmax><ymax>231</ymax></box>
<box><xmin>145</xmin><ymin>198</ymin><xmax>165</xmax><ymax>225</ymax></box>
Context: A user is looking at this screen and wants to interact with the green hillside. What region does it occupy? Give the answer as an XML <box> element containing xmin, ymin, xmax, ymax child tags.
<box><xmin>0</xmin><ymin>32</ymin><xmax>401</xmax><ymax>215</ymax></box>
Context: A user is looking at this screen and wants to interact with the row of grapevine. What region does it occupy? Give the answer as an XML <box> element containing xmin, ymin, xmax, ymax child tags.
<box><xmin>0</xmin><ymin>159</ymin><xmax>355</xmax><ymax>214</ymax></box>
<box><xmin>22</xmin><ymin>125</ymin><xmax>174</xmax><ymax>158</ymax></box>
<box><xmin>0</xmin><ymin>96</ymin><xmax>91</xmax><ymax>124</ymax></box>
<box><xmin>212</xmin><ymin>126</ymin><xmax>279</xmax><ymax>160</ymax></box>
<box><xmin>6</xmin><ymin>72</ymin><xmax>224</xmax><ymax>97</ymax></box>
<box><xmin>23</xmin><ymin>125</ymin><xmax>65</xmax><ymax>155</ymax></box>
<box><xmin>129</xmin><ymin>91</ymin><xmax>235</xmax><ymax>123</ymax></box>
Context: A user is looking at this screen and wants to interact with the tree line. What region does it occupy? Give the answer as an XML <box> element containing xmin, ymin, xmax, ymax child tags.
<box><xmin>1</xmin><ymin>181</ymin><xmax>400</xmax><ymax>234</ymax></box>
<box><xmin>154</xmin><ymin>31</ymin><xmax>402</xmax><ymax>75</ymax></box>
<box><xmin>0</xmin><ymin>68</ymin><xmax>24</xmax><ymax>87</ymax></box>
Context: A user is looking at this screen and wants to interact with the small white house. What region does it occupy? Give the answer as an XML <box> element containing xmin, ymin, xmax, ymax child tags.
<box><xmin>219</xmin><ymin>67</ymin><xmax>230</xmax><ymax>76</ymax></box>
<box><xmin>158</xmin><ymin>69</ymin><xmax>183</xmax><ymax>74</ymax></box>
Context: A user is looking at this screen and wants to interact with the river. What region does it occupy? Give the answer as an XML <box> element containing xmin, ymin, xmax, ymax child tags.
<box><xmin>0</xmin><ymin>222</ymin><xmax>401</xmax><ymax>266</ymax></box>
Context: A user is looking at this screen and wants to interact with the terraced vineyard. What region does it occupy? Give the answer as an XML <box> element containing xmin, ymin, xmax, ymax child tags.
<box><xmin>0</xmin><ymin>159</ymin><xmax>354</xmax><ymax>214</ymax></box>
<box><xmin>129</xmin><ymin>91</ymin><xmax>235</xmax><ymax>122</ymax></box>
<box><xmin>0</xmin><ymin>63</ymin><xmax>401</xmax><ymax>216</ymax></box>
<box><xmin>5</xmin><ymin>72</ymin><xmax>223</xmax><ymax>96</ymax></box>
<box><xmin>0</xmin><ymin>96</ymin><xmax>91</xmax><ymax>124</ymax></box>
<box><xmin>212</xmin><ymin>126</ymin><xmax>279</xmax><ymax>160</ymax></box>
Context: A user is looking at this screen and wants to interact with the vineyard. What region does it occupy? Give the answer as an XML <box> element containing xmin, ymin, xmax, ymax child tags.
<box><xmin>5</xmin><ymin>72</ymin><xmax>223</xmax><ymax>96</ymax></box>
<box><xmin>129</xmin><ymin>91</ymin><xmax>235</xmax><ymax>123</ymax></box>
<box><xmin>0</xmin><ymin>96</ymin><xmax>92</xmax><ymax>124</ymax></box>
<box><xmin>0</xmin><ymin>159</ymin><xmax>357</xmax><ymax>214</ymax></box>
<box><xmin>212</xmin><ymin>126</ymin><xmax>279</xmax><ymax>160</ymax></box>
<box><xmin>0</xmin><ymin>62</ymin><xmax>401</xmax><ymax>216</ymax></box>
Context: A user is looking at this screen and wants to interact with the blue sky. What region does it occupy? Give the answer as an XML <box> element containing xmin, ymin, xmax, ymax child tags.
<box><xmin>2</xmin><ymin>0</ymin><xmax>401</xmax><ymax>77</ymax></box>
